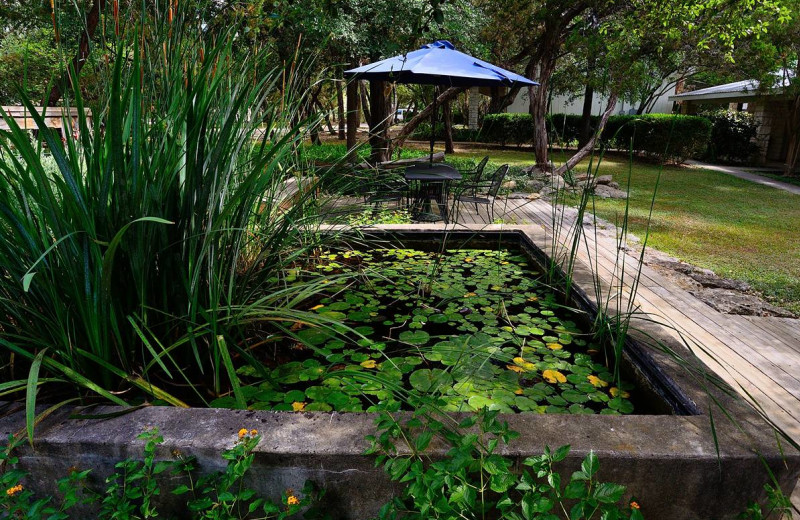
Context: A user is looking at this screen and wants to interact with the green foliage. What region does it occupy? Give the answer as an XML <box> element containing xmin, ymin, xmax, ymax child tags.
<box><xmin>548</xmin><ymin>114</ymin><xmax>600</xmax><ymax>146</ymax></box>
<box><xmin>0</xmin><ymin>429</ymin><xmax>323</xmax><ymax>519</ymax></box>
<box><xmin>481</xmin><ymin>113</ymin><xmax>535</xmax><ymax>147</ymax></box>
<box><xmin>368</xmin><ymin>410</ymin><xmax>644</xmax><ymax>520</ymax></box>
<box><xmin>410</xmin><ymin>122</ymin><xmax>482</xmax><ymax>142</ymax></box>
<box><xmin>348</xmin><ymin>209</ymin><xmax>413</xmax><ymax>226</ymax></box>
<box><xmin>0</xmin><ymin>1</ymin><xmax>341</xmax><ymax>412</ymax></box>
<box><xmin>738</xmin><ymin>483</ymin><xmax>794</xmax><ymax>520</ymax></box>
<box><xmin>232</xmin><ymin>249</ymin><xmax>634</xmax><ymax>415</ymax></box>
<box><xmin>701</xmin><ymin>110</ymin><xmax>760</xmax><ymax>164</ymax></box>
<box><xmin>602</xmin><ymin>114</ymin><xmax>712</xmax><ymax>163</ymax></box>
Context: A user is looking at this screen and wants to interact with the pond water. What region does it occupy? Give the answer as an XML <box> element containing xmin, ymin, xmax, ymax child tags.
<box><xmin>226</xmin><ymin>248</ymin><xmax>635</xmax><ymax>414</ymax></box>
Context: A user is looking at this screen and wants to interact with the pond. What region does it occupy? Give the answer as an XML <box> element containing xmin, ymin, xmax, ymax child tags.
<box><xmin>220</xmin><ymin>247</ymin><xmax>637</xmax><ymax>415</ymax></box>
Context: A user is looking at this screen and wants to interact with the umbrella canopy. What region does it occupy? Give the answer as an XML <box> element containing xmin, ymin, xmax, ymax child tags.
<box><xmin>345</xmin><ymin>41</ymin><xmax>538</xmax><ymax>164</ymax></box>
<box><xmin>344</xmin><ymin>40</ymin><xmax>538</xmax><ymax>88</ymax></box>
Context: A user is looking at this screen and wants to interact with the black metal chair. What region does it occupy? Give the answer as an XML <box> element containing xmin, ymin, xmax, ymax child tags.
<box><xmin>454</xmin><ymin>164</ymin><xmax>509</xmax><ymax>223</ymax></box>
<box><xmin>460</xmin><ymin>156</ymin><xmax>489</xmax><ymax>184</ymax></box>
<box><xmin>358</xmin><ymin>168</ymin><xmax>408</xmax><ymax>217</ymax></box>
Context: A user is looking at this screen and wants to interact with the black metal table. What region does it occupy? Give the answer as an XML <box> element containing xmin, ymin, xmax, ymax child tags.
<box><xmin>404</xmin><ymin>164</ymin><xmax>462</xmax><ymax>223</ymax></box>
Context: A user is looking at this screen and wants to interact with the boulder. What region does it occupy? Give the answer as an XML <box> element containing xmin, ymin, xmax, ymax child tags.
<box><xmin>689</xmin><ymin>288</ymin><xmax>796</xmax><ymax>318</ymax></box>
<box><xmin>593</xmin><ymin>184</ymin><xmax>628</xmax><ymax>199</ymax></box>
<box><xmin>688</xmin><ymin>273</ymin><xmax>751</xmax><ymax>292</ymax></box>
<box><xmin>596</xmin><ymin>175</ymin><xmax>614</xmax><ymax>185</ymax></box>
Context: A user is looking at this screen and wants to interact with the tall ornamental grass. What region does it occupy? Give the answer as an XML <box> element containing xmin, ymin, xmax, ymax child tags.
<box><xmin>0</xmin><ymin>1</ymin><xmax>338</xmax><ymax>420</ymax></box>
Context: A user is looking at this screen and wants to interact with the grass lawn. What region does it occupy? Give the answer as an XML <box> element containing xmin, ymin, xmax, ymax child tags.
<box><xmin>435</xmin><ymin>144</ymin><xmax>800</xmax><ymax>314</ymax></box>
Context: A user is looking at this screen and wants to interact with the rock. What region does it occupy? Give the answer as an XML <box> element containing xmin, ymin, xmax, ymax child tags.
<box><xmin>549</xmin><ymin>175</ymin><xmax>566</xmax><ymax>190</ymax></box>
<box><xmin>649</xmin><ymin>258</ymin><xmax>714</xmax><ymax>277</ymax></box>
<box><xmin>687</xmin><ymin>273</ymin><xmax>751</xmax><ymax>292</ymax></box>
<box><xmin>596</xmin><ymin>175</ymin><xmax>614</xmax><ymax>185</ymax></box>
<box><xmin>506</xmin><ymin>192</ymin><xmax>529</xmax><ymax>199</ymax></box>
<box><xmin>689</xmin><ymin>288</ymin><xmax>796</xmax><ymax>317</ymax></box>
<box><xmin>502</xmin><ymin>180</ymin><xmax>517</xmax><ymax>190</ymax></box>
<box><xmin>608</xmin><ymin>181</ymin><xmax>620</xmax><ymax>189</ymax></box>
<box><xmin>593</xmin><ymin>184</ymin><xmax>628</xmax><ymax>199</ymax></box>
<box><xmin>526</xmin><ymin>192</ymin><xmax>541</xmax><ymax>200</ymax></box>
<box><xmin>527</xmin><ymin>179</ymin><xmax>546</xmax><ymax>192</ymax></box>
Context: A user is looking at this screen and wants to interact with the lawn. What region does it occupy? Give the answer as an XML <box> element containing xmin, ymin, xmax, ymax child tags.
<box><xmin>429</xmin><ymin>144</ymin><xmax>800</xmax><ymax>314</ymax></box>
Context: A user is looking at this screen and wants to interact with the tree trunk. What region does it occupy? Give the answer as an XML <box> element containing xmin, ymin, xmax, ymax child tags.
<box><xmin>345</xmin><ymin>78</ymin><xmax>360</xmax><ymax>159</ymax></box>
<box><xmin>368</xmin><ymin>80</ymin><xmax>390</xmax><ymax>164</ymax></box>
<box><xmin>336</xmin><ymin>79</ymin><xmax>346</xmax><ymax>140</ymax></box>
<box><xmin>44</xmin><ymin>0</ymin><xmax>107</xmax><ymax>107</ymax></box>
<box><xmin>442</xmin><ymin>93</ymin><xmax>455</xmax><ymax>154</ymax></box>
<box><xmin>783</xmin><ymin>94</ymin><xmax>800</xmax><ymax>176</ymax></box>
<box><xmin>530</xmin><ymin>78</ymin><xmax>550</xmax><ymax>169</ymax></box>
<box><xmin>488</xmin><ymin>85</ymin><xmax>521</xmax><ymax>113</ymax></box>
<box><xmin>578</xmin><ymin>84</ymin><xmax>595</xmax><ymax>147</ymax></box>
<box><xmin>389</xmin><ymin>87</ymin><xmax>466</xmax><ymax>155</ymax></box>
<box><xmin>554</xmin><ymin>93</ymin><xmax>618</xmax><ymax>176</ymax></box>
<box><xmin>359</xmin><ymin>81</ymin><xmax>371</xmax><ymax>125</ymax></box>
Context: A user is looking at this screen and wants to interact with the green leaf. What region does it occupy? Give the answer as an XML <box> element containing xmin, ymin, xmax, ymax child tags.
<box><xmin>593</xmin><ymin>482</ymin><xmax>626</xmax><ymax>504</ymax></box>
<box><xmin>26</xmin><ymin>348</ymin><xmax>47</xmax><ymax>445</ymax></box>
<box><xmin>581</xmin><ymin>451</ymin><xmax>599</xmax><ymax>478</ymax></box>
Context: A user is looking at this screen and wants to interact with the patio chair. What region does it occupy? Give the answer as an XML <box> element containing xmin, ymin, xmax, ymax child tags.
<box><xmin>358</xmin><ymin>168</ymin><xmax>408</xmax><ymax>216</ymax></box>
<box><xmin>454</xmin><ymin>164</ymin><xmax>509</xmax><ymax>223</ymax></box>
<box><xmin>460</xmin><ymin>155</ymin><xmax>489</xmax><ymax>184</ymax></box>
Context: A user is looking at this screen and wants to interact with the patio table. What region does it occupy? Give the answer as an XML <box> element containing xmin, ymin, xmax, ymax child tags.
<box><xmin>404</xmin><ymin>164</ymin><xmax>462</xmax><ymax>223</ymax></box>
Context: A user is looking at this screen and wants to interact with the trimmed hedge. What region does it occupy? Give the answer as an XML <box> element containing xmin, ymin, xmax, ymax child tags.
<box><xmin>701</xmin><ymin>110</ymin><xmax>760</xmax><ymax>164</ymax></box>
<box><xmin>602</xmin><ymin>114</ymin><xmax>711</xmax><ymax>163</ymax></box>
<box><xmin>409</xmin><ymin>112</ymin><xmax>712</xmax><ymax>164</ymax></box>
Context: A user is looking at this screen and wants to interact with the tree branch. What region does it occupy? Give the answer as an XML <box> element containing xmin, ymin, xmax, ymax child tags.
<box><xmin>554</xmin><ymin>93</ymin><xmax>618</xmax><ymax>176</ymax></box>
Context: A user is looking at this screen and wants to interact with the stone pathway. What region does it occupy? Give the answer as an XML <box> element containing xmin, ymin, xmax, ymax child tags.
<box><xmin>686</xmin><ymin>160</ymin><xmax>800</xmax><ymax>195</ymax></box>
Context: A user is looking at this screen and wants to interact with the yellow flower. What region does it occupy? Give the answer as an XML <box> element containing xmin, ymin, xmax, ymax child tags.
<box><xmin>250</xmin><ymin>429</ymin><xmax>258</xmax><ymax>436</ymax></box>
<box><xmin>360</xmin><ymin>359</ymin><xmax>377</xmax><ymax>369</ymax></box>
<box><xmin>610</xmin><ymin>387</ymin><xmax>630</xmax><ymax>398</ymax></box>
<box><xmin>287</xmin><ymin>495</ymin><xmax>300</xmax><ymax>506</ymax></box>
<box><xmin>464</xmin><ymin>292</ymin><xmax>477</xmax><ymax>297</ymax></box>
<box><xmin>546</xmin><ymin>343</ymin><xmax>562</xmax><ymax>350</ymax></box>
<box><xmin>512</xmin><ymin>357</ymin><xmax>536</xmax><ymax>371</ymax></box>
<box><xmin>587</xmin><ymin>375</ymin><xmax>608</xmax><ymax>388</ymax></box>
<box><xmin>238</xmin><ymin>428</ymin><xmax>248</xmax><ymax>439</ymax></box>
<box><xmin>630</xmin><ymin>501</ymin><xmax>640</xmax><ymax>510</ymax></box>
<box><xmin>514</xmin><ymin>388</ymin><xmax>524</xmax><ymax>395</ymax></box>
<box><xmin>464</xmin><ymin>257</ymin><xmax>473</xmax><ymax>262</ymax></box>
<box><xmin>527</xmin><ymin>295</ymin><xmax>538</xmax><ymax>301</ymax></box>
<box><xmin>542</xmin><ymin>370</ymin><xmax>566</xmax><ymax>384</ymax></box>
<box><xmin>5</xmin><ymin>484</ymin><xmax>22</xmax><ymax>496</ymax></box>
<box><xmin>292</xmin><ymin>401</ymin><xmax>306</xmax><ymax>412</ymax></box>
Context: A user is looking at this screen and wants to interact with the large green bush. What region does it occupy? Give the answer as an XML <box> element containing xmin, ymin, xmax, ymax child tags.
<box><xmin>701</xmin><ymin>110</ymin><xmax>760</xmax><ymax>164</ymax></box>
<box><xmin>547</xmin><ymin>113</ymin><xmax>600</xmax><ymax>145</ymax></box>
<box><xmin>602</xmin><ymin>114</ymin><xmax>712</xmax><ymax>163</ymax></box>
<box><xmin>481</xmin><ymin>113</ymin><xmax>535</xmax><ymax>147</ymax></box>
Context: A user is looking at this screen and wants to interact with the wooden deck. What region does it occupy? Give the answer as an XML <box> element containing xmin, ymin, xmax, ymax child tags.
<box><xmin>349</xmin><ymin>195</ymin><xmax>800</xmax><ymax>443</ymax></box>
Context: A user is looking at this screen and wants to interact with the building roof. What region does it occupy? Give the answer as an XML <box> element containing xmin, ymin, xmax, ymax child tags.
<box><xmin>668</xmin><ymin>71</ymin><xmax>793</xmax><ymax>102</ymax></box>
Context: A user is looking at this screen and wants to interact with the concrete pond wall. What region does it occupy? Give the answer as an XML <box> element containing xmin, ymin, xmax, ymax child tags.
<box><xmin>2</xmin><ymin>225</ymin><xmax>798</xmax><ymax>519</ymax></box>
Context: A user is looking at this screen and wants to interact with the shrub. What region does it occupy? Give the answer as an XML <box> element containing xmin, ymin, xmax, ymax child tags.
<box><xmin>603</xmin><ymin>114</ymin><xmax>712</xmax><ymax>163</ymax></box>
<box><xmin>701</xmin><ymin>110</ymin><xmax>760</xmax><ymax>164</ymax></box>
<box><xmin>547</xmin><ymin>113</ymin><xmax>600</xmax><ymax>145</ymax></box>
<box><xmin>480</xmin><ymin>113</ymin><xmax>536</xmax><ymax>147</ymax></box>
<box><xmin>409</xmin><ymin>122</ymin><xmax>481</xmax><ymax>142</ymax></box>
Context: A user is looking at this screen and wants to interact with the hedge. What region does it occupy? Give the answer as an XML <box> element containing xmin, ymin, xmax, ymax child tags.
<box><xmin>409</xmin><ymin>112</ymin><xmax>712</xmax><ymax>164</ymax></box>
<box><xmin>701</xmin><ymin>110</ymin><xmax>760</xmax><ymax>164</ymax></box>
<box><xmin>602</xmin><ymin>114</ymin><xmax>711</xmax><ymax>163</ymax></box>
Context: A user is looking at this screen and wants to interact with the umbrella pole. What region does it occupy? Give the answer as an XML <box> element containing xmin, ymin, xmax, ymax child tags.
<box><xmin>430</xmin><ymin>86</ymin><xmax>436</xmax><ymax>164</ymax></box>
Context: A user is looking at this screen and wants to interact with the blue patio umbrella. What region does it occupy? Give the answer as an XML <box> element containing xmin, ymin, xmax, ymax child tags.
<box><xmin>345</xmin><ymin>41</ymin><xmax>538</xmax><ymax>162</ymax></box>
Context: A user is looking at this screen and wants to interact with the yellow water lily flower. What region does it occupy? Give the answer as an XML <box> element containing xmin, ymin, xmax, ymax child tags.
<box><xmin>514</xmin><ymin>388</ymin><xmax>524</xmax><ymax>395</ymax></box>
<box><xmin>542</xmin><ymin>369</ymin><xmax>566</xmax><ymax>384</ymax></box>
<box><xmin>588</xmin><ymin>375</ymin><xmax>608</xmax><ymax>388</ymax></box>
<box><xmin>360</xmin><ymin>359</ymin><xmax>377</xmax><ymax>369</ymax></box>
<box><xmin>546</xmin><ymin>343</ymin><xmax>562</xmax><ymax>350</ymax></box>
<box><xmin>512</xmin><ymin>357</ymin><xmax>536</xmax><ymax>371</ymax></box>
<box><xmin>527</xmin><ymin>295</ymin><xmax>538</xmax><ymax>301</ymax></box>
<box><xmin>292</xmin><ymin>402</ymin><xmax>306</xmax><ymax>412</ymax></box>
<box><xmin>464</xmin><ymin>292</ymin><xmax>477</xmax><ymax>297</ymax></box>
<box><xmin>610</xmin><ymin>387</ymin><xmax>630</xmax><ymax>398</ymax></box>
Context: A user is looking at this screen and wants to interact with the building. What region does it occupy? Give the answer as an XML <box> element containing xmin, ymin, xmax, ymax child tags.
<box><xmin>669</xmin><ymin>74</ymin><xmax>795</xmax><ymax>166</ymax></box>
